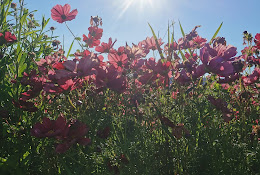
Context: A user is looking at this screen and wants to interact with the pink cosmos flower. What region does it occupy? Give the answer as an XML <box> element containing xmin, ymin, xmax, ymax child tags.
<box><xmin>110</xmin><ymin>46</ymin><xmax>125</xmax><ymax>56</ymax></box>
<box><xmin>200</xmin><ymin>43</ymin><xmax>237</xmax><ymax>77</ymax></box>
<box><xmin>155</xmin><ymin>59</ymin><xmax>171</xmax><ymax>77</ymax></box>
<box><xmin>95</xmin><ymin>38</ymin><xmax>116</xmax><ymax>53</ymax></box>
<box><xmin>174</xmin><ymin>69</ymin><xmax>191</xmax><ymax>85</ymax></box>
<box><xmin>242</xmin><ymin>68</ymin><xmax>260</xmax><ymax>86</ymax></box>
<box><xmin>77</xmin><ymin>55</ymin><xmax>99</xmax><ymax>77</ymax></box>
<box><xmin>83</xmin><ymin>34</ymin><xmax>100</xmax><ymax>48</ymax></box>
<box><xmin>125</xmin><ymin>43</ymin><xmax>146</xmax><ymax>60</ymax></box>
<box><xmin>88</xmin><ymin>26</ymin><xmax>103</xmax><ymax>40</ymax></box>
<box><xmin>138</xmin><ymin>72</ymin><xmax>157</xmax><ymax>85</ymax></box>
<box><xmin>164</xmin><ymin>42</ymin><xmax>178</xmax><ymax>52</ymax></box>
<box><xmin>139</xmin><ymin>36</ymin><xmax>164</xmax><ymax>52</ymax></box>
<box><xmin>4</xmin><ymin>31</ymin><xmax>17</xmax><ymax>43</ymax></box>
<box><xmin>145</xmin><ymin>57</ymin><xmax>157</xmax><ymax>70</ymax></box>
<box><xmin>95</xmin><ymin>66</ymin><xmax>127</xmax><ymax>92</ymax></box>
<box><xmin>51</xmin><ymin>4</ymin><xmax>78</xmax><ymax>23</ymax></box>
<box><xmin>53</xmin><ymin>62</ymin><xmax>65</xmax><ymax>70</ymax></box>
<box><xmin>108</xmin><ymin>53</ymin><xmax>128</xmax><ymax>71</ymax></box>
<box><xmin>191</xmin><ymin>36</ymin><xmax>207</xmax><ymax>48</ymax></box>
<box><xmin>254</xmin><ymin>33</ymin><xmax>260</xmax><ymax>49</ymax></box>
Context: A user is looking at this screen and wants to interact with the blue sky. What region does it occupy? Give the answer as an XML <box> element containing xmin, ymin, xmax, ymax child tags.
<box><xmin>24</xmin><ymin>0</ymin><xmax>260</xmax><ymax>56</ymax></box>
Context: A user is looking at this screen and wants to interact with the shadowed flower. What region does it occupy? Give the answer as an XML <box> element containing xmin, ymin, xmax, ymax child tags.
<box><xmin>172</xmin><ymin>124</ymin><xmax>189</xmax><ymax>139</ymax></box>
<box><xmin>77</xmin><ymin>55</ymin><xmax>99</xmax><ymax>77</ymax></box>
<box><xmin>97</xmin><ymin>126</ymin><xmax>111</xmax><ymax>139</ymax></box>
<box><xmin>96</xmin><ymin>66</ymin><xmax>127</xmax><ymax>92</ymax></box>
<box><xmin>174</xmin><ymin>69</ymin><xmax>192</xmax><ymax>85</ymax></box>
<box><xmin>51</xmin><ymin>4</ymin><xmax>78</xmax><ymax>23</ymax></box>
<box><xmin>55</xmin><ymin>121</ymin><xmax>91</xmax><ymax>153</ymax></box>
<box><xmin>31</xmin><ymin>116</ymin><xmax>67</xmax><ymax>138</ymax></box>
<box><xmin>218</xmin><ymin>73</ymin><xmax>240</xmax><ymax>83</ymax></box>
<box><xmin>252</xmin><ymin>125</ymin><xmax>260</xmax><ymax>137</ymax></box>
<box><xmin>212</xmin><ymin>37</ymin><xmax>226</xmax><ymax>47</ymax></box>
<box><xmin>159</xmin><ymin>116</ymin><xmax>175</xmax><ymax>128</ymax></box>
<box><xmin>95</xmin><ymin>38</ymin><xmax>116</xmax><ymax>53</ymax></box>
<box><xmin>12</xmin><ymin>99</ymin><xmax>38</xmax><ymax>112</ymax></box>
<box><xmin>155</xmin><ymin>59</ymin><xmax>171</xmax><ymax>77</ymax></box>
<box><xmin>120</xmin><ymin>154</ymin><xmax>129</xmax><ymax>164</ymax></box>
<box><xmin>208</xmin><ymin>95</ymin><xmax>231</xmax><ymax>114</ymax></box>
<box><xmin>200</xmin><ymin>43</ymin><xmax>237</xmax><ymax>77</ymax></box>
<box><xmin>242</xmin><ymin>67</ymin><xmax>260</xmax><ymax>85</ymax></box>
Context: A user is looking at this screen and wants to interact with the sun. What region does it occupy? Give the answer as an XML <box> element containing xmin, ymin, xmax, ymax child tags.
<box><xmin>116</xmin><ymin>0</ymin><xmax>156</xmax><ymax>19</ymax></box>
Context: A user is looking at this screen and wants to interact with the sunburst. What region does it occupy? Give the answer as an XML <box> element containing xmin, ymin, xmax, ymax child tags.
<box><xmin>116</xmin><ymin>0</ymin><xmax>155</xmax><ymax>19</ymax></box>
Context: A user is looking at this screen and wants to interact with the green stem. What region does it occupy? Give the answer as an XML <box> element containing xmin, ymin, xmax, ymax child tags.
<box><xmin>65</xmin><ymin>22</ymin><xmax>84</xmax><ymax>50</ymax></box>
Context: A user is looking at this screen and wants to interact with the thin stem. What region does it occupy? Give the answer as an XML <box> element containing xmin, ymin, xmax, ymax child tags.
<box><xmin>65</xmin><ymin>22</ymin><xmax>84</xmax><ymax>50</ymax></box>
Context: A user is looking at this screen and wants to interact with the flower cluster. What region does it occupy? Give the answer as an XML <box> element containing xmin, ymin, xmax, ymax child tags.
<box><xmin>31</xmin><ymin>116</ymin><xmax>91</xmax><ymax>153</ymax></box>
<box><xmin>13</xmin><ymin>4</ymin><xmax>260</xmax><ymax>158</ymax></box>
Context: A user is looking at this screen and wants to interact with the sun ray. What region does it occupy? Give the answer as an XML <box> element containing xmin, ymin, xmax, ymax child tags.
<box><xmin>114</xmin><ymin>0</ymin><xmax>158</xmax><ymax>21</ymax></box>
<box><xmin>117</xmin><ymin>0</ymin><xmax>135</xmax><ymax>20</ymax></box>
<box><xmin>139</xmin><ymin>0</ymin><xmax>154</xmax><ymax>11</ymax></box>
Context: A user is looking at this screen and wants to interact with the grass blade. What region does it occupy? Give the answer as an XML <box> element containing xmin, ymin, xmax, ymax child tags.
<box><xmin>179</xmin><ymin>20</ymin><xmax>185</xmax><ymax>38</ymax></box>
<box><xmin>178</xmin><ymin>20</ymin><xmax>192</xmax><ymax>55</ymax></box>
<box><xmin>178</xmin><ymin>50</ymin><xmax>186</xmax><ymax>61</ymax></box>
<box><xmin>66</xmin><ymin>39</ymin><xmax>75</xmax><ymax>58</ymax></box>
<box><xmin>209</xmin><ymin>22</ymin><xmax>223</xmax><ymax>44</ymax></box>
<box><xmin>148</xmin><ymin>23</ymin><xmax>165</xmax><ymax>60</ymax></box>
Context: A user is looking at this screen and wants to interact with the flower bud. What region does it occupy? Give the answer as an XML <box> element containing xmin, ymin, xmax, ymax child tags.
<box><xmin>29</xmin><ymin>13</ymin><xmax>34</xmax><ymax>18</ymax></box>
<box><xmin>11</xmin><ymin>3</ymin><xmax>17</xmax><ymax>9</ymax></box>
<box><xmin>52</xmin><ymin>40</ymin><xmax>61</xmax><ymax>47</ymax></box>
<box><xmin>50</xmin><ymin>26</ymin><xmax>56</xmax><ymax>31</ymax></box>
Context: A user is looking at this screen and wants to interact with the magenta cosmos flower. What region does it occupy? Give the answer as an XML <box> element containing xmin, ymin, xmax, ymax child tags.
<box><xmin>51</xmin><ymin>4</ymin><xmax>78</xmax><ymax>23</ymax></box>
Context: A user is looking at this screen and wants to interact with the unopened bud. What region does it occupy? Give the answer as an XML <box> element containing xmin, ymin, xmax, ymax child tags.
<box><xmin>50</xmin><ymin>26</ymin><xmax>55</xmax><ymax>31</ymax></box>
<box><xmin>11</xmin><ymin>3</ymin><xmax>17</xmax><ymax>9</ymax></box>
<box><xmin>52</xmin><ymin>40</ymin><xmax>61</xmax><ymax>47</ymax></box>
<box><xmin>29</xmin><ymin>14</ymin><xmax>34</xmax><ymax>18</ymax></box>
